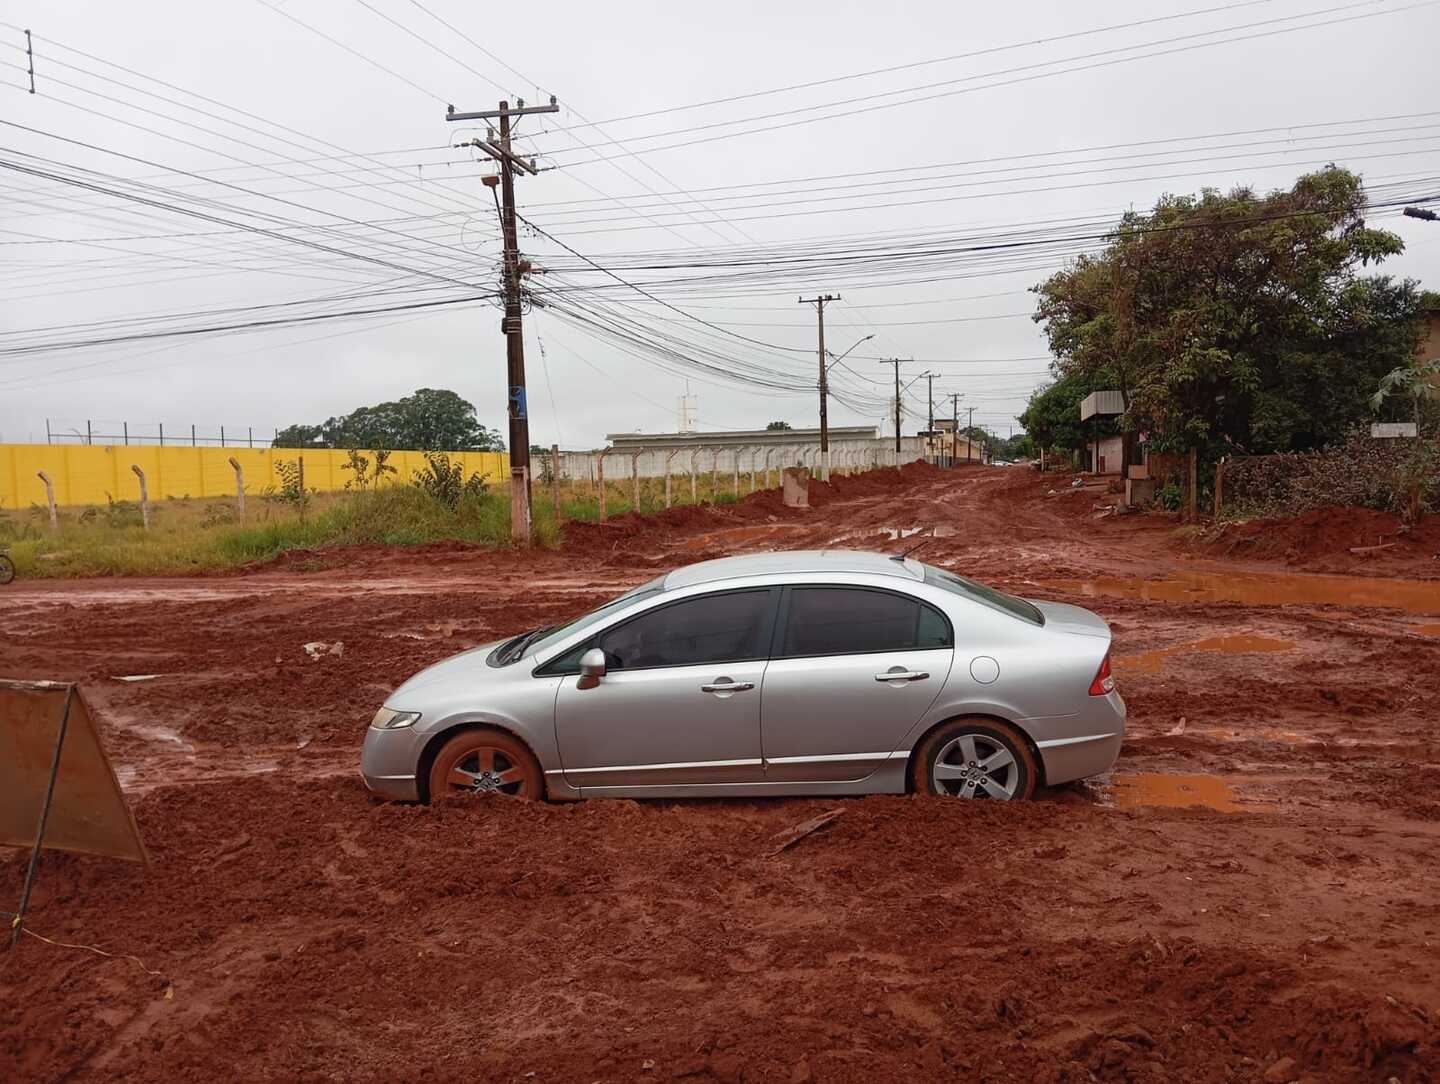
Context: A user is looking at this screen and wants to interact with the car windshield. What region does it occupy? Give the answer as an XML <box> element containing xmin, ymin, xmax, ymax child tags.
<box><xmin>509</xmin><ymin>575</ymin><xmax>668</xmax><ymax>663</ymax></box>
<box><xmin>922</xmin><ymin>563</ymin><xmax>1044</xmax><ymax>626</ymax></box>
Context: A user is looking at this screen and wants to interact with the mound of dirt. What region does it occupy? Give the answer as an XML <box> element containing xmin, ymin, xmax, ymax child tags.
<box><xmin>1195</xmin><ymin>505</ymin><xmax>1440</xmax><ymax>573</ymax></box>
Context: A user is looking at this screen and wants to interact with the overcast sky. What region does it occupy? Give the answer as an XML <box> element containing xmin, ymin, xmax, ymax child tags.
<box><xmin>1</xmin><ymin>0</ymin><xmax>1438</xmax><ymax>449</ymax></box>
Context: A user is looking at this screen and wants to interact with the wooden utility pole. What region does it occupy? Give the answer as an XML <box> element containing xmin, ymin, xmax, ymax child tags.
<box><xmin>967</xmin><ymin>406</ymin><xmax>975</xmax><ymax>464</ymax></box>
<box><xmin>798</xmin><ymin>294</ymin><xmax>839</xmax><ymax>481</ymax></box>
<box><xmin>446</xmin><ymin>96</ymin><xmax>559</xmax><ymax>543</ymax></box>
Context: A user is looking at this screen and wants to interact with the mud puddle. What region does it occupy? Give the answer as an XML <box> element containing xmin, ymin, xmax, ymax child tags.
<box><xmin>1109</xmin><ymin>772</ymin><xmax>1245</xmax><ymax>812</ymax></box>
<box><xmin>1115</xmin><ymin>634</ymin><xmax>1295</xmax><ymax>674</ymax></box>
<box><xmin>1051</xmin><ymin>568</ymin><xmax>1440</xmax><ymax>614</ymax></box>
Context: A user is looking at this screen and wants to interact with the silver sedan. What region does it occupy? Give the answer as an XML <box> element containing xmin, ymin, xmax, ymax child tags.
<box><xmin>361</xmin><ymin>550</ymin><xmax>1125</xmax><ymax>802</ymax></box>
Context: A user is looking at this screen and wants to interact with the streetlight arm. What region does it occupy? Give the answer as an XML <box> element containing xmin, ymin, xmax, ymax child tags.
<box><xmin>824</xmin><ymin>334</ymin><xmax>875</xmax><ymax>372</ymax></box>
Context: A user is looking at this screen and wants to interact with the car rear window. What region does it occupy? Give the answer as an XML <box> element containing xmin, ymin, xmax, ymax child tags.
<box><xmin>922</xmin><ymin>564</ymin><xmax>1044</xmax><ymax>626</ymax></box>
<box><xmin>779</xmin><ymin>587</ymin><xmax>951</xmax><ymax>657</ymax></box>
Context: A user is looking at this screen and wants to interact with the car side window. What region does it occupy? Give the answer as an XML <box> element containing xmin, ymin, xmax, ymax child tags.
<box><xmin>780</xmin><ymin>587</ymin><xmax>952</xmax><ymax>657</ymax></box>
<box><xmin>597</xmin><ymin>589</ymin><xmax>773</xmax><ymax>671</ymax></box>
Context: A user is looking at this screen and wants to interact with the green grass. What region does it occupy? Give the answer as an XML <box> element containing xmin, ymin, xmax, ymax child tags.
<box><xmin>0</xmin><ymin>471</ymin><xmax>770</xmax><ymax>578</ymax></box>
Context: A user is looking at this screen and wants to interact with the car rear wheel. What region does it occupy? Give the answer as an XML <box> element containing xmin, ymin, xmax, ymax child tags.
<box><xmin>427</xmin><ymin>728</ymin><xmax>544</xmax><ymax>802</ymax></box>
<box><xmin>912</xmin><ymin>718</ymin><xmax>1037</xmax><ymax>800</ymax></box>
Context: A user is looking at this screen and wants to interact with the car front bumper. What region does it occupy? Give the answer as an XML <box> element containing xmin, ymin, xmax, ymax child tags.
<box><xmin>360</xmin><ymin>722</ymin><xmax>424</xmax><ymax>801</ymax></box>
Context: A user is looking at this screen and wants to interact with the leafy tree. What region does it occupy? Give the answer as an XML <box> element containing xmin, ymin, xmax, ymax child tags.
<box><xmin>1000</xmin><ymin>433</ymin><xmax>1036</xmax><ymax>460</ymax></box>
<box><xmin>765</xmin><ymin>420</ymin><xmax>793</xmax><ymax>431</ymax></box>
<box><xmin>1033</xmin><ymin>167</ymin><xmax>1423</xmax><ymax>460</ymax></box>
<box><xmin>275</xmin><ymin>389</ymin><xmax>504</xmax><ymax>451</ymax></box>
<box><xmin>1019</xmin><ymin>371</ymin><xmax>1119</xmax><ymax>463</ymax></box>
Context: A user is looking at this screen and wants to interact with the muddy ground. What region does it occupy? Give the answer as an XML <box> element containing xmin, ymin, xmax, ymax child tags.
<box><xmin>2</xmin><ymin>464</ymin><xmax>1439</xmax><ymax>1082</ymax></box>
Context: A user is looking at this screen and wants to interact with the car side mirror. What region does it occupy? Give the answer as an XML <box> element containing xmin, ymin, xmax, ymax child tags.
<box><xmin>577</xmin><ymin>647</ymin><xmax>606</xmax><ymax>690</ymax></box>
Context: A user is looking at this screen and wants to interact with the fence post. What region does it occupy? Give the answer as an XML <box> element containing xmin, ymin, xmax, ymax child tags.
<box><xmin>1187</xmin><ymin>447</ymin><xmax>1198</xmax><ymax>524</ymax></box>
<box><xmin>1213</xmin><ymin>455</ymin><xmax>1226</xmax><ymax>520</ymax></box>
<box><xmin>665</xmin><ymin>448</ymin><xmax>681</xmax><ymax>508</ymax></box>
<box><xmin>228</xmin><ymin>457</ymin><xmax>245</xmax><ymax>521</ymax></box>
<box><xmin>597</xmin><ymin>451</ymin><xmax>608</xmax><ymax>523</ymax></box>
<box><xmin>36</xmin><ymin>470</ymin><xmax>58</xmax><ymax>531</ymax></box>
<box><xmin>298</xmin><ymin>456</ymin><xmax>306</xmax><ymax>524</ymax></box>
<box><xmin>130</xmin><ymin>464</ymin><xmax>150</xmax><ymax>530</ymax></box>
<box><xmin>551</xmin><ymin>444</ymin><xmax>562</xmax><ymax>525</ymax></box>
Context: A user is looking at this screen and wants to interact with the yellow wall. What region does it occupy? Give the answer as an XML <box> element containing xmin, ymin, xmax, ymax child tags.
<box><xmin>0</xmin><ymin>444</ymin><xmax>509</xmax><ymax>510</ymax></box>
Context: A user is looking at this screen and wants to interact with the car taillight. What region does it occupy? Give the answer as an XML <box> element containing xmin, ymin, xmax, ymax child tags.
<box><xmin>1088</xmin><ymin>653</ymin><xmax>1115</xmax><ymax>696</ymax></box>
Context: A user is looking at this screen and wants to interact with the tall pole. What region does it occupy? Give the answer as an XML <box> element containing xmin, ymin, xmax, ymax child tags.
<box><xmin>927</xmin><ymin>373</ymin><xmax>934</xmax><ymax>435</ymax></box>
<box><xmin>799</xmin><ymin>294</ymin><xmax>839</xmax><ymax>481</ymax></box>
<box><xmin>498</xmin><ymin>105</ymin><xmax>531</xmax><ymax>541</ymax></box>
<box><xmin>446</xmin><ymin>95</ymin><xmax>559</xmax><ymax>543</ymax></box>
<box><xmin>967</xmin><ymin>406</ymin><xmax>975</xmax><ymax>464</ymax></box>
<box><xmin>950</xmin><ymin>393</ymin><xmax>961</xmax><ymax>466</ymax></box>
<box><xmin>891</xmin><ymin>359</ymin><xmax>902</xmax><ymax>453</ymax></box>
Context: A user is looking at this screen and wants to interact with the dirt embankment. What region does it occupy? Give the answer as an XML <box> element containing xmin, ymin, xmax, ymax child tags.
<box><xmin>3</xmin><ymin>464</ymin><xmax>1439</xmax><ymax>1081</ymax></box>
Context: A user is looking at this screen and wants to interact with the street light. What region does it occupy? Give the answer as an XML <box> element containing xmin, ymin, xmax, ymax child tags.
<box><xmin>825</xmin><ymin>334</ymin><xmax>875</xmax><ymax>372</ymax></box>
<box><xmin>818</xmin><ymin>334</ymin><xmax>875</xmax><ymax>481</ymax></box>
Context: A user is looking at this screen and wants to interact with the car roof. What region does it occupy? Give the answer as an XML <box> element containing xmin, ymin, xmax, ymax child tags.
<box><xmin>663</xmin><ymin>549</ymin><xmax>924</xmax><ymax>590</ymax></box>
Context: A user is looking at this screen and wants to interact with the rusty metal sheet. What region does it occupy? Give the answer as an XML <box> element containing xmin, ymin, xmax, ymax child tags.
<box><xmin>0</xmin><ymin>680</ymin><xmax>148</xmax><ymax>864</ymax></box>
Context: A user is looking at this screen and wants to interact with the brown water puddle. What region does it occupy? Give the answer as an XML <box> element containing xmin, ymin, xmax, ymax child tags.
<box><xmin>1110</xmin><ymin>772</ymin><xmax>1243</xmax><ymax>812</ymax></box>
<box><xmin>1115</xmin><ymin>634</ymin><xmax>1295</xmax><ymax>674</ymax></box>
<box><xmin>1051</xmin><ymin>569</ymin><xmax>1440</xmax><ymax>615</ymax></box>
<box><xmin>1417</xmin><ymin>623</ymin><xmax>1440</xmax><ymax>637</ymax></box>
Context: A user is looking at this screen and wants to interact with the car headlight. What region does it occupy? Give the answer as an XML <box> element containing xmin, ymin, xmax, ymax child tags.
<box><xmin>370</xmin><ymin>706</ymin><xmax>421</xmax><ymax>730</ymax></box>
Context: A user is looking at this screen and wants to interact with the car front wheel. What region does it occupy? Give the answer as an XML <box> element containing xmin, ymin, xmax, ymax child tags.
<box><xmin>427</xmin><ymin>728</ymin><xmax>544</xmax><ymax>802</ymax></box>
<box><xmin>912</xmin><ymin>718</ymin><xmax>1037</xmax><ymax>800</ymax></box>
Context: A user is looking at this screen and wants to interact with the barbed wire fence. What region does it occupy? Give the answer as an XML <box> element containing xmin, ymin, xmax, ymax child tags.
<box><xmin>42</xmin><ymin>419</ymin><xmax>279</xmax><ymax>448</ymax></box>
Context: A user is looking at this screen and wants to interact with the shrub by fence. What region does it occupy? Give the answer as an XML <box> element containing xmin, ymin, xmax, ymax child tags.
<box><xmin>1221</xmin><ymin>428</ymin><xmax>1439</xmax><ymax>520</ymax></box>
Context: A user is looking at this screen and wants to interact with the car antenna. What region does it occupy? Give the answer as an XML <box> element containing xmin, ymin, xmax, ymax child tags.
<box><xmin>892</xmin><ymin>535</ymin><xmax>934</xmax><ymax>562</ymax></box>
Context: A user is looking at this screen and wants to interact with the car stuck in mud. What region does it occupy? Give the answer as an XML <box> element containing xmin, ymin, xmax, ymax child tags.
<box><xmin>362</xmin><ymin>549</ymin><xmax>1125</xmax><ymax>803</ymax></box>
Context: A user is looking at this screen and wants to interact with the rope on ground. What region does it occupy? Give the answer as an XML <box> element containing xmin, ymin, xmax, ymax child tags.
<box><xmin>4</xmin><ymin>910</ymin><xmax>166</xmax><ymax>978</ymax></box>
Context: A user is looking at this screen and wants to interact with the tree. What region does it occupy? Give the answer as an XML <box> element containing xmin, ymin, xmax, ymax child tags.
<box><xmin>1033</xmin><ymin>167</ymin><xmax>1422</xmax><ymax>460</ymax></box>
<box><xmin>274</xmin><ymin>389</ymin><xmax>504</xmax><ymax>451</ymax></box>
<box><xmin>1019</xmin><ymin>371</ymin><xmax>1119</xmax><ymax>463</ymax></box>
<box><xmin>765</xmin><ymin>420</ymin><xmax>793</xmax><ymax>431</ymax></box>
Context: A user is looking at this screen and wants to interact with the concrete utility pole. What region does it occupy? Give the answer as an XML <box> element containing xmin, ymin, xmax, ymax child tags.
<box><xmin>882</xmin><ymin>358</ymin><xmax>912</xmax><ymax>454</ymax></box>
<box><xmin>446</xmin><ymin>95</ymin><xmax>559</xmax><ymax>544</ymax></box>
<box><xmin>967</xmin><ymin>406</ymin><xmax>975</xmax><ymax>464</ymax></box>
<box><xmin>949</xmin><ymin>393</ymin><xmax>962</xmax><ymax>465</ymax></box>
<box><xmin>798</xmin><ymin>294</ymin><xmax>839</xmax><ymax>481</ymax></box>
<box><xmin>927</xmin><ymin>373</ymin><xmax>935</xmax><ymax>436</ymax></box>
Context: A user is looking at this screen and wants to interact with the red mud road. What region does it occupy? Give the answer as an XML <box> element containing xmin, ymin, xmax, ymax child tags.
<box><xmin>3</xmin><ymin>465</ymin><xmax>1439</xmax><ymax>1082</ymax></box>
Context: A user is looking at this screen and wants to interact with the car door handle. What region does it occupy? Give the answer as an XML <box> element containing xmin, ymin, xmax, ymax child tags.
<box><xmin>875</xmin><ymin>670</ymin><xmax>929</xmax><ymax>683</ymax></box>
<box><xmin>701</xmin><ymin>681</ymin><xmax>755</xmax><ymax>693</ymax></box>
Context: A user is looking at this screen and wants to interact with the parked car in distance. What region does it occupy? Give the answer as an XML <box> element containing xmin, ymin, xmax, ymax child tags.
<box><xmin>361</xmin><ymin>550</ymin><xmax>1124</xmax><ymax>803</ymax></box>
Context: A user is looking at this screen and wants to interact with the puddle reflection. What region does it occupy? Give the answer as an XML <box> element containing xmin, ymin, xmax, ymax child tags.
<box><xmin>1050</xmin><ymin>569</ymin><xmax>1440</xmax><ymax>615</ymax></box>
<box><xmin>1116</xmin><ymin>634</ymin><xmax>1295</xmax><ymax>674</ymax></box>
<box><xmin>1110</xmin><ymin>772</ymin><xmax>1243</xmax><ymax>813</ymax></box>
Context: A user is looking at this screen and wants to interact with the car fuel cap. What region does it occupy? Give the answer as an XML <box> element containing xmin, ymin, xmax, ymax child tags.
<box><xmin>970</xmin><ymin>656</ymin><xmax>1000</xmax><ymax>684</ymax></box>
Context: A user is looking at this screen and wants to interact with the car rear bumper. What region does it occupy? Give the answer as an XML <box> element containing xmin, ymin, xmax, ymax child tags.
<box><xmin>1032</xmin><ymin>690</ymin><xmax>1125</xmax><ymax>786</ymax></box>
<box><xmin>360</xmin><ymin>723</ymin><xmax>423</xmax><ymax>801</ymax></box>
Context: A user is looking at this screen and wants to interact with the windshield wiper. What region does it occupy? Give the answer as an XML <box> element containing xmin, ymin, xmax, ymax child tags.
<box><xmin>498</xmin><ymin>623</ymin><xmax>556</xmax><ymax>665</ymax></box>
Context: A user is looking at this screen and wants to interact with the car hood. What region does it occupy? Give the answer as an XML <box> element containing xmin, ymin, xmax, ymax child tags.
<box><xmin>390</xmin><ymin>638</ymin><xmax>506</xmax><ymax>699</ymax></box>
<box><xmin>1026</xmin><ymin>599</ymin><xmax>1111</xmax><ymax>639</ymax></box>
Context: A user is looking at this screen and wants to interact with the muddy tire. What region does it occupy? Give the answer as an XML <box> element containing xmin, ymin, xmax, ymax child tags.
<box><xmin>0</xmin><ymin>555</ymin><xmax>13</xmax><ymax>586</ymax></box>
<box><xmin>427</xmin><ymin>728</ymin><xmax>544</xmax><ymax>802</ymax></box>
<box><xmin>911</xmin><ymin>717</ymin><xmax>1037</xmax><ymax>800</ymax></box>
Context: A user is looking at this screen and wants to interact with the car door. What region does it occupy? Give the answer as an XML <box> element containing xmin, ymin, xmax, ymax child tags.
<box><xmin>552</xmin><ymin>587</ymin><xmax>778</xmax><ymax>790</ymax></box>
<box><xmin>761</xmin><ymin>585</ymin><xmax>953</xmax><ymax>781</ymax></box>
